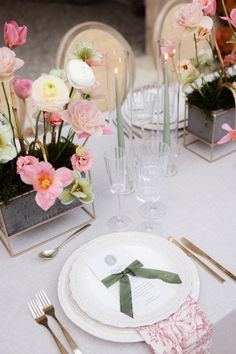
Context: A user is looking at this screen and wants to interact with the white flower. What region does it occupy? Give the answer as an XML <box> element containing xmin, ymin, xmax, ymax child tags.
<box><xmin>31</xmin><ymin>74</ymin><xmax>69</xmax><ymax>112</ymax></box>
<box><xmin>49</xmin><ymin>68</ymin><xmax>67</xmax><ymax>82</ymax></box>
<box><xmin>179</xmin><ymin>59</ymin><xmax>201</xmax><ymax>89</ymax></box>
<box><xmin>0</xmin><ymin>119</ymin><xmax>17</xmax><ymax>163</ymax></box>
<box><xmin>65</xmin><ymin>59</ymin><xmax>95</xmax><ymax>90</ymax></box>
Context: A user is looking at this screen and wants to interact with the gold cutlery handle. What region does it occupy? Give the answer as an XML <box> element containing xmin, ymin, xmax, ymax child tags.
<box><xmin>54</xmin><ymin>316</ymin><xmax>82</xmax><ymax>354</ymax></box>
<box><xmin>168</xmin><ymin>237</ymin><xmax>225</xmax><ymax>283</ymax></box>
<box><xmin>181</xmin><ymin>237</ymin><xmax>236</xmax><ymax>281</ymax></box>
<box><xmin>205</xmin><ymin>254</ymin><xmax>236</xmax><ymax>281</ymax></box>
<box><xmin>42</xmin><ymin>323</ymin><xmax>69</xmax><ymax>354</ymax></box>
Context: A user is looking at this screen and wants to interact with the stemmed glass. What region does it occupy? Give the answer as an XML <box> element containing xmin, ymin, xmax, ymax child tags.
<box><xmin>133</xmin><ymin>139</ymin><xmax>169</xmax><ymax>233</ymax></box>
<box><xmin>132</xmin><ymin>86</ymin><xmax>157</xmax><ymax>137</ymax></box>
<box><xmin>104</xmin><ymin>146</ymin><xmax>132</xmax><ymax>231</ymax></box>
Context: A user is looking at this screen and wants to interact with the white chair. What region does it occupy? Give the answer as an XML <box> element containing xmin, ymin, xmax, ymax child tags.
<box><xmin>56</xmin><ymin>21</ymin><xmax>135</xmax><ymax>112</ymax></box>
<box><xmin>152</xmin><ymin>0</ymin><xmax>208</xmax><ymax>62</ymax></box>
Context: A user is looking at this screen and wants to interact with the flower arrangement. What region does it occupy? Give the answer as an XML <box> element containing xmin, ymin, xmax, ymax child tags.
<box><xmin>174</xmin><ymin>0</ymin><xmax>236</xmax><ymax>118</ymax></box>
<box><xmin>0</xmin><ymin>20</ymin><xmax>110</xmax><ymax>211</ymax></box>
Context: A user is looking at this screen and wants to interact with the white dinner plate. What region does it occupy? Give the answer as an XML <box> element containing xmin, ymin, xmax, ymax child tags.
<box><xmin>58</xmin><ymin>232</ymin><xmax>199</xmax><ymax>342</ymax></box>
<box><xmin>122</xmin><ymin>87</ymin><xmax>186</xmax><ymax>131</ymax></box>
<box><xmin>69</xmin><ymin>232</ymin><xmax>195</xmax><ymax>328</ymax></box>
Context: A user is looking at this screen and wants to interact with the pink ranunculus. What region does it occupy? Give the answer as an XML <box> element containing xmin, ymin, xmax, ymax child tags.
<box><xmin>13</xmin><ymin>77</ymin><xmax>32</xmax><ymax>100</ymax></box>
<box><xmin>221</xmin><ymin>8</ymin><xmax>236</xmax><ymax>29</ymax></box>
<box><xmin>160</xmin><ymin>39</ymin><xmax>176</xmax><ymax>58</ymax></box>
<box><xmin>0</xmin><ymin>47</ymin><xmax>24</xmax><ymax>82</ymax></box>
<box><xmin>217</xmin><ymin>123</ymin><xmax>236</xmax><ymax>145</ymax></box>
<box><xmin>16</xmin><ymin>155</ymin><xmax>39</xmax><ymax>174</ymax></box>
<box><xmin>174</xmin><ymin>2</ymin><xmax>212</xmax><ymax>35</ymax></box>
<box><xmin>44</xmin><ymin>111</ymin><xmax>62</xmax><ymax>126</ymax></box>
<box><xmin>19</xmin><ymin>161</ymin><xmax>73</xmax><ymax>211</ymax></box>
<box><xmin>71</xmin><ymin>149</ymin><xmax>93</xmax><ymax>172</ymax></box>
<box><xmin>193</xmin><ymin>0</ymin><xmax>216</xmax><ymax>16</ymax></box>
<box><xmin>61</xmin><ymin>99</ymin><xmax>108</xmax><ymax>137</ymax></box>
<box><xmin>4</xmin><ymin>20</ymin><xmax>27</xmax><ymax>49</ymax></box>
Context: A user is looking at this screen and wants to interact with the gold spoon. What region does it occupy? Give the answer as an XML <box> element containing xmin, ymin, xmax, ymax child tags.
<box><xmin>38</xmin><ymin>223</ymin><xmax>91</xmax><ymax>259</ymax></box>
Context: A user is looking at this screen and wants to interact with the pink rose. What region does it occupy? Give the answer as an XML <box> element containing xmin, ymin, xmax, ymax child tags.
<box><xmin>16</xmin><ymin>155</ymin><xmax>39</xmax><ymax>174</ymax></box>
<box><xmin>193</xmin><ymin>0</ymin><xmax>216</xmax><ymax>16</ymax></box>
<box><xmin>0</xmin><ymin>47</ymin><xmax>24</xmax><ymax>82</ymax></box>
<box><xmin>44</xmin><ymin>111</ymin><xmax>62</xmax><ymax>126</ymax></box>
<box><xmin>19</xmin><ymin>161</ymin><xmax>73</xmax><ymax>211</ymax></box>
<box><xmin>61</xmin><ymin>99</ymin><xmax>108</xmax><ymax>137</ymax></box>
<box><xmin>4</xmin><ymin>20</ymin><xmax>27</xmax><ymax>49</ymax></box>
<box><xmin>13</xmin><ymin>77</ymin><xmax>32</xmax><ymax>100</ymax></box>
<box><xmin>174</xmin><ymin>2</ymin><xmax>213</xmax><ymax>35</ymax></box>
<box><xmin>71</xmin><ymin>149</ymin><xmax>93</xmax><ymax>172</ymax></box>
<box><xmin>221</xmin><ymin>8</ymin><xmax>236</xmax><ymax>29</ymax></box>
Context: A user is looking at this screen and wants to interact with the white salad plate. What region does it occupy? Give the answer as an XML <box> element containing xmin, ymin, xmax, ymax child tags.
<box><xmin>58</xmin><ymin>232</ymin><xmax>200</xmax><ymax>342</ymax></box>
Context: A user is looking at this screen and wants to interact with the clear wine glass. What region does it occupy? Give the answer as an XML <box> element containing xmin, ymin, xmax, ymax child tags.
<box><xmin>104</xmin><ymin>147</ymin><xmax>132</xmax><ymax>231</ymax></box>
<box><xmin>133</xmin><ymin>140</ymin><xmax>169</xmax><ymax>233</ymax></box>
<box><xmin>132</xmin><ymin>86</ymin><xmax>157</xmax><ymax>137</ymax></box>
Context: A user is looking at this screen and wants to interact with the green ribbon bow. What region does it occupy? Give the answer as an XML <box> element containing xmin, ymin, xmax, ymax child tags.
<box><xmin>101</xmin><ymin>259</ymin><xmax>182</xmax><ymax>318</ymax></box>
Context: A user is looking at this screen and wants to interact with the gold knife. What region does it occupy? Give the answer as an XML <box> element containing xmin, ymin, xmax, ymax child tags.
<box><xmin>168</xmin><ymin>237</ymin><xmax>225</xmax><ymax>283</ymax></box>
<box><xmin>181</xmin><ymin>237</ymin><xmax>236</xmax><ymax>281</ymax></box>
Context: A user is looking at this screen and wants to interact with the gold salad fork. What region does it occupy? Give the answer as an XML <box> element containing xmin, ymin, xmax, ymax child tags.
<box><xmin>28</xmin><ymin>299</ymin><xmax>69</xmax><ymax>354</ymax></box>
<box><xmin>35</xmin><ymin>290</ymin><xmax>82</xmax><ymax>354</ymax></box>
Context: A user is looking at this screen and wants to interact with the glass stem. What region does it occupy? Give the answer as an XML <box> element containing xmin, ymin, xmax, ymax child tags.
<box><xmin>117</xmin><ymin>194</ymin><xmax>122</xmax><ymax>222</ymax></box>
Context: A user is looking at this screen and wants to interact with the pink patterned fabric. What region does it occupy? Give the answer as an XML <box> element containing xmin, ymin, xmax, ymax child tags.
<box><xmin>137</xmin><ymin>296</ymin><xmax>213</xmax><ymax>354</ymax></box>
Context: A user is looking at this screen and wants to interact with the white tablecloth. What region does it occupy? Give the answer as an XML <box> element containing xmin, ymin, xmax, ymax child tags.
<box><xmin>1</xmin><ymin>135</ymin><xmax>236</xmax><ymax>354</ymax></box>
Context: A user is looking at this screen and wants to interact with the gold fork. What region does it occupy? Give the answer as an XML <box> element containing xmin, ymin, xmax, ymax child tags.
<box><xmin>28</xmin><ymin>299</ymin><xmax>69</xmax><ymax>354</ymax></box>
<box><xmin>35</xmin><ymin>290</ymin><xmax>82</xmax><ymax>354</ymax></box>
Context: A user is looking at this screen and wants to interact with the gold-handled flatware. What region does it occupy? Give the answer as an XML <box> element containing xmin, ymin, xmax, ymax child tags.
<box><xmin>168</xmin><ymin>237</ymin><xmax>225</xmax><ymax>283</ymax></box>
<box><xmin>28</xmin><ymin>299</ymin><xmax>69</xmax><ymax>354</ymax></box>
<box><xmin>181</xmin><ymin>237</ymin><xmax>236</xmax><ymax>281</ymax></box>
<box><xmin>35</xmin><ymin>290</ymin><xmax>82</xmax><ymax>354</ymax></box>
<box><xmin>38</xmin><ymin>223</ymin><xmax>91</xmax><ymax>259</ymax></box>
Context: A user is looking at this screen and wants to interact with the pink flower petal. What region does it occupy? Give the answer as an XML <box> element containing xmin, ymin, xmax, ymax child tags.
<box><xmin>102</xmin><ymin>128</ymin><xmax>112</xmax><ymax>135</ymax></box>
<box><xmin>19</xmin><ymin>165</ymin><xmax>38</xmax><ymax>185</ymax></box>
<box><xmin>35</xmin><ymin>192</ymin><xmax>56</xmax><ymax>211</ymax></box>
<box><xmin>217</xmin><ymin>134</ymin><xmax>231</xmax><ymax>144</ymax></box>
<box><xmin>55</xmin><ymin>167</ymin><xmax>73</xmax><ymax>187</ymax></box>
<box><xmin>222</xmin><ymin>123</ymin><xmax>233</xmax><ymax>132</ymax></box>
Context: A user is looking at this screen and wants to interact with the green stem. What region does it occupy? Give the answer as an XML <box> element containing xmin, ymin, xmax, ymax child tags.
<box><xmin>35</xmin><ymin>111</ymin><xmax>41</xmax><ymax>140</ymax></box>
<box><xmin>54</xmin><ymin>132</ymin><xmax>75</xmax><ymax>163</ymax></box>
<box><xmin>1</xmin><ymin>82</ymin><xmax>17</xmax><ymax>150</ymax></box>
<box><xmin>221</xmin><ymin>0</ymin><xmax>236</xmax><ymax>42</ymax></box>
<box><xmin>57</xmin><ymin>86</ymin><xmax>75</xmax><ymax>143</ymax></box>
<box><xmin>194</xmin><ymin>35</ymin><xmax>209</xmax><ymax>88</ymax></box>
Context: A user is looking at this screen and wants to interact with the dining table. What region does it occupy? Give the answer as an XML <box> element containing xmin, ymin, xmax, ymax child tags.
<box><xmin>1</xmin><ymin>131</ymin><xmax>236</xmax><ymax>354</ymax></box>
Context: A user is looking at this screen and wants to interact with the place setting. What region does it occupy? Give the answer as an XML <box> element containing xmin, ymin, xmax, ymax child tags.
<box><xmin>1</xmin><ymin>0</ymin><xmax>236</xmax><ymax>353</ymax></box>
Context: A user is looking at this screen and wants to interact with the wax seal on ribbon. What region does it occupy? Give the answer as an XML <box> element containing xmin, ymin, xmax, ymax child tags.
<box><xmin>102</xmin><ymin>259</ymin><xmax>182</xmax><ymax>318</ymax></box>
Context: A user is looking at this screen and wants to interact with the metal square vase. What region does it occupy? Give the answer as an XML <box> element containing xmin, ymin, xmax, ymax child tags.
<box><xmin>0</xmin><ymin>191</ymin><xmax>95</xmax><ymax>256</ymax></box>
<box><xmin>187</xmin><ymin>105</ymin><xmax>235</xmax><ymax>144</ymax></box>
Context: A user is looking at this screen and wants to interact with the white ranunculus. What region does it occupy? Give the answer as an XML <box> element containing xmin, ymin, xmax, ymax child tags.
<box><xmin>31</xmin><ymin>74</ymin><xmax>69</xmax><ymax>112</ymax></box>
<box><xmin>65</xmin><ymin>59</ymin><xmax>95</xmax><ymax>90</ymax></box>
<box><xmin>0</xmin><ymin>121</ymin><xmax>17</xmax><ymax>163</ymax></box>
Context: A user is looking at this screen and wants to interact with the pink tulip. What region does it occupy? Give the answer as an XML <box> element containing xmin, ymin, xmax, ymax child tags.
<box><xmin>71</xmin><ymin>148</ymin><xmax>93</xmax><ymax>173</ymax></box>
<box><xmin>13</xmin><ymin>77</ymin><xmax>32</xmax><ymax>100</ymax></box>
<box><xmin>44</xmin><ymin>112</ymin><xmax>62</xmax><ymax>126</ymax></box>
<box><xmin>19</xmin><ymin>161</ymin><xmax>73</xmax><ymax>210</ymax></box>
<box><xmin>4</xmin><ymin>20</ymin><xmax>27</xmax><ymax>49</ymax></box>
<box><xmin>217</xmin><ymin>124</ymin><xmax>236</xmax><ymax>144</ymax></box>
<box><xmin>16</xmin><ymin>155</ymin><xmax>39</xmax><ymax>174</ymax></box>
<box><xmin>221</xmin><ymin>8</ymin><xmax>236</xmax><ymax>29</ymax></box>
<box><xmin>193</xmin><ymin>0</ymin><xmax>216</xmax><ymax>17</ymax></box>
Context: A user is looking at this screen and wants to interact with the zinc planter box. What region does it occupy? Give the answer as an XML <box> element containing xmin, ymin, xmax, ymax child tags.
<box><xmin>0</xmin><ymin>191</ymin><xmax>95</xmax><ymax>256</ymax></box>
<box><xmin>184</xmin><ymin>105</ymin><xmax>236</xmax><ymax>162</ymax></box>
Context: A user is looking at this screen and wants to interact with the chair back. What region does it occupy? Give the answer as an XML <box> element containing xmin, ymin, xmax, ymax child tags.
<box><xmin>56</xmin><ymin>21</ymin><xmax>135</xmax><ymax>112</ymax></box>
